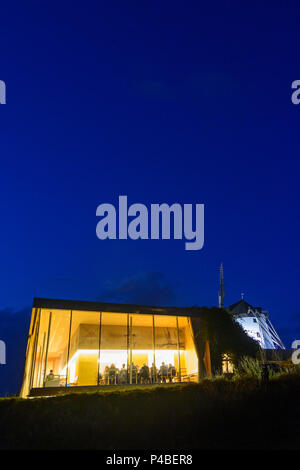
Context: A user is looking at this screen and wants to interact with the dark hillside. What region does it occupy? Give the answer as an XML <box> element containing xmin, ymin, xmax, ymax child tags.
<box><xmin>1</xmin><ymin>375</ymin><xmax>299</xmax><ymax>450</ymax></box>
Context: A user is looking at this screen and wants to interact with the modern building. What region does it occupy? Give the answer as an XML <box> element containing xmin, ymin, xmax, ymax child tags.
<box><xmin>20</xmin><ymin>269</ymin><xmax>286</xmax><ymax>398</ymax></box>
<box><xmin>20</xmin><ymin>298</ymin><xmax>201</xmax><ymax>398</ymax></box>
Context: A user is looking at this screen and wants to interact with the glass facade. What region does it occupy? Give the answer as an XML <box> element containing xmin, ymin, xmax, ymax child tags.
<box><xmin>99</xmin><ymin>313</ymin><xmax>128</xmax><ymax>385</ymax></box>
<box><xmin>25</xmin><ymin>308</ymin><xmax>199</xmax><ymax>394</ymax></box>
<box><xmin>67</xmin><ymin>310</ymin><xmax>101</xmax><ymax>386</ymax></box>
<box><xmin>32</xmin><ymin>309</ymin><xmax>50</xmax><ymax>388</ymax></box>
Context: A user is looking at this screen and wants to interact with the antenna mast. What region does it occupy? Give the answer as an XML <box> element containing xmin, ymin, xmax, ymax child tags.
<box><xmin>218</xmin><ymin>263</ymin><xmax>225</xmax><ymax>308</ymax></box>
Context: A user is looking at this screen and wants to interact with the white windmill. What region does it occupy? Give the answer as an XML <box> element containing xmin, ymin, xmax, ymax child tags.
<box><xmin>218</xmin><ymin>264</ymin><xmax>285</xmax><ymax>350</ymax></box>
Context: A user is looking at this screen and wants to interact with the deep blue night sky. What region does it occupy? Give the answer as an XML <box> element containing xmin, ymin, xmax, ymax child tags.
<box><xmin>1</xmin><ymin>1</ymin><xmax>300</xmax><ymax>395</ymax></box>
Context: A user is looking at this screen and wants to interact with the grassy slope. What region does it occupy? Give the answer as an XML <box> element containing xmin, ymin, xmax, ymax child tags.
<box><xmin>0</xmin><ymin>375</ymin><xmax>299</xmax><ymax>450</ymax></box>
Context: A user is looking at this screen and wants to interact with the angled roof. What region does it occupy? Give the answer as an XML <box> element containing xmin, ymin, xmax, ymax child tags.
<box><xmin>227</xmin><ymin>299</ymin><xmax>262</xmax><ymax>316</ymax></box>
<box><xmin>32</xmin><ymin>297</ymin><xmax>202</xmax><ymax>317</ymax></box>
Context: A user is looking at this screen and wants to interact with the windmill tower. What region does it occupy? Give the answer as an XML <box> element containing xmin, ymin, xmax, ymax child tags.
<box><xmin>217</xmin><ymin>264</ymin><xmax>285</xmax><ymax>350</ymax></box>
<box><xmin>228</xmin><ymin>298</ymin><xmax>285</xmax><ymax>349</ymax></box>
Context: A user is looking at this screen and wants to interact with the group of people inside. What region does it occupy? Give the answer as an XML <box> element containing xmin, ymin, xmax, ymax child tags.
<box><xmin>100</xmin><ymin>362</ymin><xmax>177</xmax><ymax>385</ymax></box>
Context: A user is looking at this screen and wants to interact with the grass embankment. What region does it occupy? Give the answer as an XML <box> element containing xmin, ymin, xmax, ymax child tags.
<box><xmin>1</xmin><ymin>375</ymin><xmax>300</xmax><ymax>450</ymax></box>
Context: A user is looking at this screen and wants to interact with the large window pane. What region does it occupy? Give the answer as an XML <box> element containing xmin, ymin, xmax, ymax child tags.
<box><xmin>99</xmin><ymin>313</ymin><xmax>128</xmax><ymax>385</ymax></box>
<box><xmin>44</xmin><ymin>310</ymin><xmax>71</xmax><ymax>388</ymax></box>
<box><xmin>67</xmin><ymin>310</ymin><xmax>100</xmax><ymax>386</ymax></box>
<box><xmin>32</xmin><ymin>309</ymin><xmax>50</xmax><ymax>388</ymax></box>
<box><xmin>129</xmin><ymin>314</ymin><xmax>154</xmax><ymax>384</ymax></box>
<box><xmin>178</xmin><ymin>316</ymin><xmax>198</xmax><ymax>382</ymax></box>
<box><xmin>154</xmin><ymin>315</ymin><xmax>179</xmax><ymax>382</ymax></box>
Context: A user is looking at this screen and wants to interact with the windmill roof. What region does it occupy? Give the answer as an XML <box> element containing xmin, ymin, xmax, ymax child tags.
<box><xmin>227</xmin><ymin>299</ymin><xmax>262</xmax><ymax>315</ymax></box>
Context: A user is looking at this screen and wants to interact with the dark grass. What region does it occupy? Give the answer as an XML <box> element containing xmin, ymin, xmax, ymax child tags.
<box><xmin>1</xmin><ymin>375</ymin><xmax>300</xmax><ymax>450</ymax></box>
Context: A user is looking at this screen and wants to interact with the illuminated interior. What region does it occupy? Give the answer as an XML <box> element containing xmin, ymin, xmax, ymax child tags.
<box><xmin>27</xmin><ymin>308</ymin><xmax>199</xmax><ymax>391</ymax></box>
<box><xmin>222</xmin><ymin>353</ymin><xmax>234</xmax><ymax>374</ymax></box>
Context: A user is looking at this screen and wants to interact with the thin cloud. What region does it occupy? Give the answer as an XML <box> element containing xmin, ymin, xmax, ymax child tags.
<box><xmin>99</xmin><ymin>272</ymin><xmax>177</xmax><ymax>306</ymax></box>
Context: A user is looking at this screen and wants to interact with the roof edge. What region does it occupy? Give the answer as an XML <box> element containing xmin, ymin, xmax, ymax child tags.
<box><xmin>32</xmin><ymin>297</ymin><xmax>201</xmax><ymax>316</ymax></box>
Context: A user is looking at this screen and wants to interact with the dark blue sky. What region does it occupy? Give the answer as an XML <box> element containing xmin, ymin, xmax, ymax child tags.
<box><xmin>1</xmin><ymin>1</ymin><xmax>300</xmax><ymax>395</ymax></box>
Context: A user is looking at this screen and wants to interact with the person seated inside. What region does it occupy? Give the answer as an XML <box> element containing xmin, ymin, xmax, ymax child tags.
<box><xmin>139</xmin><ymin>363</ymin><xmax>150</xmax><ymax>384</ymax></box>
<box><xmin>45</xmin><ymin>369</ymin><xmax>62</xmax><ymax>387</ymax></box>
<box><xmin>136</xmin><ymin>365</ymin><xmax>141</xmax><ymax>384</ymax></box>
<box><xmin>103</xmin><ymin>365</ymin><xmax>110</xmax><ymax>385</ymax></box>
<box><xmin>150</xmin><ymin>363</ymin><xmax>157</xmax><ymax>383</ymax></box>
<box><xmin>168</xmin><ymin>363</ymin><xmax>177</xmax><ymax>382</ymax></box>
<box><xmin>98</xmin><ymin>372</ymin><xmax>102</xmax><ymax>383</ymax></box>
<box><xmin>118</xmin><ymin>363</ymin><xmax>127</xmax><ymax>385</ymax></box>
<box><xmin>46</xmin><ymin>369</ymin><xmax>55</xmax><ymax>381</ymax></box>
<box><xmin>159</xmin><ymin>362</ymin><xmax>168</xmax><ymax>383</ymax></box>
<box><xmin>109</xmin><ymin>364</ymin><xmax>118</xmax><ymax>384</ymax></box>
<box><xmin>130</xmin><ymin>363</ymin><xmax>138</xmax><ymax>384</ymax></box>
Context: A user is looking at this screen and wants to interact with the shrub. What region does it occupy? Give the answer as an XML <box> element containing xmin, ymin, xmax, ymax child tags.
<box><xmin>237</xmin><ymin>356</ymin><xmax>262</xmax><ymax>378</ymax></box>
